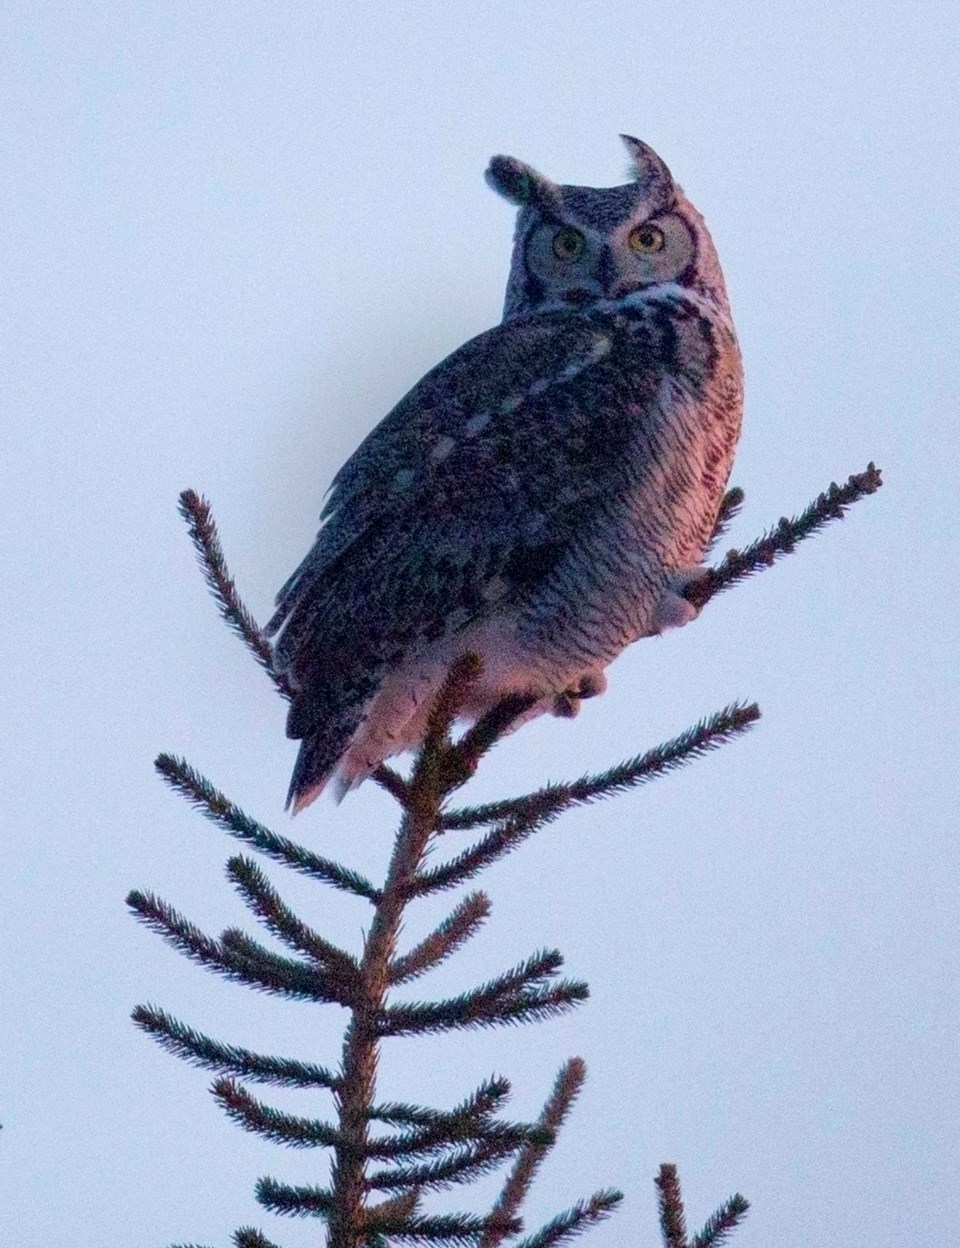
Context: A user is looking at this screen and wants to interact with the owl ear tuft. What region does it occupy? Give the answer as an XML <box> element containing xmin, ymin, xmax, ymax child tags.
<box><xmin>620</xmin><ymin>135</ymin><xmax>675</xmax><ymax>190</ymax></box>
<box><xmin>486</xmin><ymin>156</ymin><xmax>560</xmax><ymax>212</ymax></box>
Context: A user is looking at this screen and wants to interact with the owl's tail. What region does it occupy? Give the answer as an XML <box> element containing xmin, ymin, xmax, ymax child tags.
<box><xmin>286</xmin><ymin>724</ymin><xmax>359</xmax><ymax>813</ymax></box>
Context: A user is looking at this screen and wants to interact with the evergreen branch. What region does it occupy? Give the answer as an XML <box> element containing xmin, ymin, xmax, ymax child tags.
<box><xmin>360</xmin><ymin>1212</ymin><xmax>520</xmax><ymax>1245</ymax></box>
<box><xmin>140</xmin><ymin>448</ymin><xmax>819</xmax><ymax>1248</ymax></box>
<box><xmin>512</xmin><ymin>1190</ymin><xmax>623</xmax><ymax>1248</ymax></box>
<box><xmin>233</xmin><ymin>1228</ymin><xmax>285</xmax><ymax>1248</ymax></box>
<box><xmin>655</xmin><ymin>1165</ymin><xmax>750</xmax><ymax>1248</ymax></box>
<box><xmin>211</xmin><ymin>1076</ymin><xmax>540</xmax><ymax>1162</ymax></box>
<box><xmin>379</xmin><ymin>980</ymin><xmax>586</xmax><ymax>1038</ymax></box>
<box><xmin>367</xmin><ymin>1103</ymin><xmax>458</xmax><ymax>1125</ymax></box>
<box><xmin>327</xmin><ymin>662</ymin><xmax>487</xmax><ymax>1244</ymax></box>
<box><xmin>366</xmin><ymin>1138</ymin><xmax>521</xmax><ymax>1192</ymax></box>
<box><xmin>441</xmin><ymin>702</ymin><xmax>760</xmax><ymax>833</ymax></box>
<box><xmin>371</xmin><ymin>1188</ymin><xmax>422</xmax><ymax>1213</ymax></box>
<box><xmin>127</xmin><ymin>891</ymin><xmax>347</xmax><ymax>1005</ymax></box>
<box><xmin>389</xmin><ymin>892</ymin><xmax>492</xmax><ymax>985</ymax></box>
<box><xmin>703</xmin><ymin>486</ymin><xmax>745</xmax><ymax>559</ymax></box>
<box><xmin>178</xmin><ymin>489</ymin><xmax>286</xmax><ymax>695</ymax></box>
<box><xmin>154</xmin><ymin>754</ymin><xmax>380</xmax><ymax>902</ymax></box>
<box><xmin>481</xmin><ymin>1058</ymin><xmax>587</xmax><ymax>1248</ymax></box>
<box><xmin>256</xmin><ymin>1176</ymin><xmax>335</xmax><ymax>1217</ymax></box>
<box><xmin>691</xmin><ymin>1194</ymin><xmax>750</xmax><ymax>1248</ymax></box>
<box><xmin>378</xmin><ymin>952</ymin><xmax>582</xmax><ymax>1037</ymax></box>
<box><xmin>258</xmin><ymin>1179</ymin><xmax>515</xmax><ymax>1241</ymax></box>
<box><xmin>683</xmin><ymin>463</ymin><xmax>883</xmax><ymax>611</ymax></box>
<box><xmin>421</xmin><ymin>653</ymin><xmax>484</xmax><ymax>762</ymax></box>
<box><xmin>364</xmin><ymin>1118</ymin><xmax>549</xmax><ymax>1164</ymax></box>
<box><xmin>409</xmin><ymin>810</ymin><xmax>548</xmax><ymax>895</ymax></box>
<box><xmin>128</xmin><ymin>889</ymin><xmax>231</xmax><ymax>974</ymax></box>
<box><xmin>363</xmin><ymin>1089</ymin><xmax>548</xmax><ymax>1175</ymax></box>
<box><xmin>451</xmin><ymin>1076</ymin><xmax>513</xmax><ymax>1119</ymax></box>
<box><xmin>362</xmin><ymin>1190</ymin><xmax>421</xmax><ymax>1235</ymax></box>
<box><xmin>478</xmin><ymin>949</ymin><xmax>567</xmax><ymax>997</ymax></box>
<box><xmin>226</xmin><ymin>855</ymin><xmax>360</xmax><ymax>982</ymax></box>
<box><xmin>655</xmin><ymin>1164</ymin><xmax>689</xmax><ymax>1248</ymax></box>
<box><xmin>373</xmin><ymin>764</ymin><xmax>413</xmax><ymax>809</ymax></box>
<box><xmin>219</xmin><ymin>927</ymin><xmax>355</xmax><ymax>1006</ymax></box>
<box><xmin>131</xmin><ymin>1004</ymin><xmax>338</xmax><ymax>1088</ymax></box>
<box><xmin>367</xmin><ymin>1076</ymin><xmax>511</xmax><ymax>1127</ymax></box>
<box><xmin>450</xmin><ymin>693</ymin><xmax>541</xmax><ymax>778</ymax></box>
<box><xmin>212</xmin><ymin>1078</ymin><xmax>343</xmax><ymax>1149</ymax></box>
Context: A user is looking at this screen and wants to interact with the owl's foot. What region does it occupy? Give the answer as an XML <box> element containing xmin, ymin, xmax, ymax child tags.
<box><xmin>552</xmin><ymin>670</ymin><xmax>608</xmax><ymax>719</ymax></box>
<box><xmin>653</xmin><ymin>568</ymin><xmax>710</xmax><ymax>632</ymax></box>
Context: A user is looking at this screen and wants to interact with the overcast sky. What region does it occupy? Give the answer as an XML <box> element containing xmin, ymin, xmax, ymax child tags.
<box><xmin>3</xmin><ymin>3</ymin><xmax>958</xmax><ymax>1246</ymax></box>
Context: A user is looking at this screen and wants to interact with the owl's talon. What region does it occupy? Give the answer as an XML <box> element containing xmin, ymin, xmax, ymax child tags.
<box><xmin>653</xmin><ymin>568</ymin><xmax>710</xmax><ymax>631</ymax></box>
<box><xmin>552</xmin><ymin>670</ymin><xmax>607</xmax><ymax>718</ymax></box>
<box><xmin>575</xmin><ymin>671</ymin><xmax>607</xmax><ymax>700</ymax></box>
<box><xmin>553</xmin><ymin>692</ymin><xmax>581</xmax><ymax>718</ymax></box>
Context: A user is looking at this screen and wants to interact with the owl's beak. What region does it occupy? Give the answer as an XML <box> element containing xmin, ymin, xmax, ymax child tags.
<box><xmin>597</xmin><ymin>245</ymin><xmax>619</xmax><ymax>296</ymax></box>
<box><xmin>596</xmin><ymin>247</ymin><xmax>643</xmax><ymax>298</ymax></box>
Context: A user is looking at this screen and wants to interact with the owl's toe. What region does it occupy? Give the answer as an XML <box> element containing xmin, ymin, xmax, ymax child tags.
<box><xmin>654</xmin><ymin>568</ymin><xmax>711</xmax><ymax>632</ymax></box>
<box><xmin>576</xmin><ymin>670</ymin><xmax>607</xmax><ymax>699</ymax></box>
<box><xmin>552</xmin><ymin>691</ymin><xmax>581</xmax><ymax>719</ymax></box>
<box><xmin>552</xmin><ymin>670</ymin><xmax>607</xmax><ymax>718</ymax></box>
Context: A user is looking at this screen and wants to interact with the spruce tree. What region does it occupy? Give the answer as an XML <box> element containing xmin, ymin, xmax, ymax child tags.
<box><xmin>130</xmin><ymin>465</ymin><xmax>881</xmax><ymax>1246</ymax></box>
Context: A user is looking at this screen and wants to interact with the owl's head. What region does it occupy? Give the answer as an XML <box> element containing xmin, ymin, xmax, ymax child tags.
<box><xmin>486</xmin><ymin>136</ymin><xmax>728</xmax><ymax>321</ymax></box>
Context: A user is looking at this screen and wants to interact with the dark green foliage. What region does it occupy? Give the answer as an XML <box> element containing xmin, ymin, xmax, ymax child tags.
<box><xmin>154</xmin><ymin>753</ymin><xmax>380</xmax><ymax>902</ymax></box>
<box><xmin>364</xmin><ymin>1077</ymin><xmax>512</xmax><ymax>1128</ymax></box>
<box><xmin>702</xmin><ymin>487</ymin><xmax>745</xmax><ymax>558</ymax></box>
<box><xmin>377</xmin><ymin>951</ymin><xmax>587</xmax><ymax>1038</ymax></box>
<box><xmin>131</xmin><ymin>1004</ymin><xmax>339</xmax><ymax>1088</ymax></box>
<box><xmin>510</xmin><ymin>1192</ymin><xmax>622</xmax><ymax>1248</ymax></box>
<box><xmin>655</xmin><ymin>1164</ymin><xmax>749</xmax><ymax>1248</ymax></box>
<box><xmin>233</xmin><ymin>1231</ymin><xmax>285</xmax><ymax>1248</ymax></box>
<box><xmin>225</xmin><ymin>854</ymin><xmax>360</xmax><ymax>981</ymax></box>
<box><xmin>438</xmin><ymin>701</ymin><xmax>761</xmax><ymax>835</ymax></box>
<box><xmin>135</xmin><ymin>472</ymin><xmax>880</xmax><ymax>1245</ymax></box>
<box><xmin>388</xmin><ymin>891</ymin><xmax>492</xmax><ymax>984</ymax></box>
<box><xmin>126</xmin><ymin>891</ymin><xmax>352</xmax><ymax>1005</ymax></box>
<box><xmin>178</xmin><ymin>490</ymin><xmax>284</xmax><ymax>695</ymax></box>
<box><xmin>683</xmin><ymin>463</ymin><xmax>882</xmax><ymax>610</ymax></box>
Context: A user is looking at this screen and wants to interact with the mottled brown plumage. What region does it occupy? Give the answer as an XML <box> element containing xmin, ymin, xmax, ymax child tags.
<box><xmin>268</xmin><ymin>137</ymin><xmax>742</xmax><ymax>810</ymax></box>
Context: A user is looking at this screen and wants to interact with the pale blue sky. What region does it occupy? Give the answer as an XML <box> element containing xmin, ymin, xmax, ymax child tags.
<box><xmin>3</xmin><ymin>3</ymin><xmax>958</xmax><ymax>1245</ymax></box>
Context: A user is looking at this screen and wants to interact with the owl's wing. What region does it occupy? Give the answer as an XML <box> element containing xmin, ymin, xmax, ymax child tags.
<box><xmin>268</xmin><ymin>309</ymin><xmax>655</xmax><ymax>741</ymax></box>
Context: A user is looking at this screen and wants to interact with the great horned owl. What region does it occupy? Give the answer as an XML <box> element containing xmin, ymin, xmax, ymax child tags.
<box><xmin>268</xmin><ymin>136</ymin><xmax>743</xmax><ymax>811</ymax></box>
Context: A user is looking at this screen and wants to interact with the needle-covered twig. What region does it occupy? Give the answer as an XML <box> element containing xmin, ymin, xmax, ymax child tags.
<box><xmin>132</xmin><ymin>461</ymin><xmax>881</xmax><ymax>1244</ymax></box>
<box><xmin>684</xmin><ymin>463</ymin><xmax>882</xmax><ymax>611</ymax></box>
<box><xmin>655</xmin><ymin>1164</ymin><xmax>749</xmax><ymax>1248</ymax></box>
<box><xmin>178</xmin><ymin>489</ymin><xmax>286</xmax><ymax>695</ymax></box>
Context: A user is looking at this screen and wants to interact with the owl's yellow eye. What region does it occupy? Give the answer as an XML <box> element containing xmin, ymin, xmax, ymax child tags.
<box><xmin>628</xmin><ymin>223</ymin><xmax>665</xmax><ymax>254</ymax></box>
<box><xmin>552</xmin><ymin>226</ymin><xmax>585</xmax><ymax>261</ymax></box>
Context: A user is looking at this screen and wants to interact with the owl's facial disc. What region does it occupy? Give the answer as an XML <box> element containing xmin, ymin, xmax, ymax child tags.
<box><xmin>523</xmin><ymin>209</ymin><xmax>696</xmax><ymax>304</ymax></box>
<box><xmin>492</xmin><ymin>137</ymin><xmax>725</xmax><ymax>319</ymax></box>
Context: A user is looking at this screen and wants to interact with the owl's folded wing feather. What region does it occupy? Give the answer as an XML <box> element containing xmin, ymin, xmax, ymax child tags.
<box><xmin>267</xmin><ymin>309</ymin><xmax>657</xmax><ymax>741</ymax></box>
